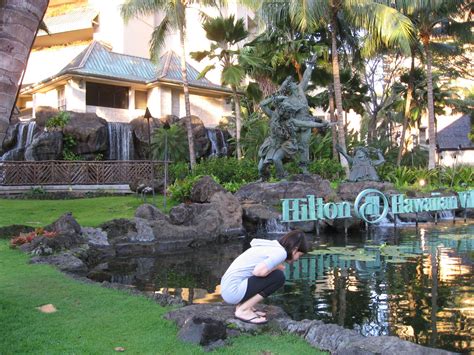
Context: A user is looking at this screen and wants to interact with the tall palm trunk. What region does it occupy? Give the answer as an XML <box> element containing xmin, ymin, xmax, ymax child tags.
<box><xmin>329</xmin><ymin>84</ymin><xmax>338</xmax><ymax>159</ymax></box>
<box><xmin>231</xmin><ymin>86</ymin><xmax>242</xmax><ymax>159</ymax></box>
<box><xmin>179</xmin><ymin>26</ymin><xmax>196</xmax><ymax>168</ymax></box>
<box><xmin>423</xmin><ymin>38</ymin><xmax>437</xmax><ymax>169</ymax></box>
<box><xmin>330</xmin><ymin>11</ymin><xmax>349</xmax><ymax>175</ymax></box>
<box><xmin>397</xmin><ymin>54</ymin><xmax>415</xmax><ymax>166</ymax></box>
<box><xmin>0</xmin><ymin>0</ymin><xmax>49</xmax><ymax>147</ymax></box>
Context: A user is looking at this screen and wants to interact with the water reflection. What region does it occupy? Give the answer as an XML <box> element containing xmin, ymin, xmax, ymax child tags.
<box><xmin>87</xmin><ymin>223</ymin><xmax>473</xmax><ymax>352</ymax></box>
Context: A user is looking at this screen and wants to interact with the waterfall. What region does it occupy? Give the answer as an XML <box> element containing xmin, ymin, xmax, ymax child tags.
<box><xmin>207</xmin><ymin>129</ymin><xmax>219</xmax><ymax>157</ymax></box>
<box><xmin>438</xmin><ymin>210</ymin><xmax>454</xmax><ymax>220</ymax></box>
<box><xmin>206</xmin><ymin>128</ymin><xmax>228</xmax><ymax>157</ymax></box>
<box><xmin>218</xmin><ymin>129</ymin><xmax>228</xmax><ymax>156</ymax></box>
<box><xmin>265</xmin><ymin>218</ymin><xmax>290</xmax><ymax>234</ymax></box>
<box><xmin>25</xmin><ymin>121</ymin><xmax>36</xmax><ymax>147</ymax></box>
<box><xmin>108</xmin><ymin>122</ymin><xmax>133</xmax><ymax>160</ymax></box>
<box><xmin>15</xmin><ymin>123</ymin><xmax>28</xmax><ymax>149</ymax></box>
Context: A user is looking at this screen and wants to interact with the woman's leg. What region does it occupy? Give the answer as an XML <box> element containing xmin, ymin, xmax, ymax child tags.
<box><xmin>234</xmin><ymin>270</ymin><xmax>285</xmax><ymax>322</ymax></box>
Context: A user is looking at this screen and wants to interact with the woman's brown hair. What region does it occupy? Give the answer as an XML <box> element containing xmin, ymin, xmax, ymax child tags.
<box><xmin>278</xmin><ymin>229</ymin><xmax>309</xmax><ymax>261</ymax></box>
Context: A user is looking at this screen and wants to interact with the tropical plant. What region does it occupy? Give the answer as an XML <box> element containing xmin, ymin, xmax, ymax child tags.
<box><xmin>151</xmin><ymin>124</ymin><xmax>188</xmax><ymax>162</ymax></box>
<box><xmin>0</xmin><ymin>0</ymin><xmax>49</xmax><ymax>144</ymax></box>
<box><xmin>46</xmin><ymin>111</ymin><xmax>70</xmax><ymax>131</ymax></box>
<box><xmin>240</xmin><ymin>113</ymin><xmax>269</xmax><ymax>161</ymax></box>
<box><xmin>191</xmin><ymin>15</ymin><xmax>262</xmax><ymax>159</ymax></box>
<box><xmin>393</xmin><ymin>0</ymin><xmax>472</xmax><ymax>169</ymax></box>
<box><xmin>121</xmin><ymin>0</ymin><xmax>221</xmax><ymax>168</ymax></box>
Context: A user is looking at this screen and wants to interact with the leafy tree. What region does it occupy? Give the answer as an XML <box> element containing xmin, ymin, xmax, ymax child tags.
<box><xmin>121</xmin><ymin>0</ymin><xmax>220</xmax><ymax>168</ymax></box>
<box><xmin>393</xmin><ymin>0</ymin><xmax>472</xmax><ymax>168</ymax></box>
<box><xmin>151</xmin><ymin>124</ymin><xmax>189</xmax><ymax>162</ymax></box>
<box><xmin>191</xmin><ymin>15</ymin><xmax>261</xmax><ymax>159</ymax></box>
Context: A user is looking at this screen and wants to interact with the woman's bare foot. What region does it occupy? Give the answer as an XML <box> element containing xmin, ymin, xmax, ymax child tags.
<box><xmin>236</xmin><ymin>304</ymin><xmax>266</xmax><ymax>317</ymax></box>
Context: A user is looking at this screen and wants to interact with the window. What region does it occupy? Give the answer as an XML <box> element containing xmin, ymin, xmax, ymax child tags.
<box><xmin>86</xmin><ymin>82</ymin><xmax>129</xmax><ymax>109</ymax></box>
<box><xmin>135</xmin><ymin>90</ymin><xmax>147</xmax><ymax>109</ymax></box>
<box><xmin>57</xmin><ymin>86</ymin><xmax>66</xmax><ymax>111</ymax></box>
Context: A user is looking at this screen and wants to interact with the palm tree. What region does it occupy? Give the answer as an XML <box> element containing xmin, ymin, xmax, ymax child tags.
<box><xmin>393</xmin><ymin>0</ymin><xmax>471</xmax><ymax>169</ymax></box>
<box><xmin>0</xmin><ymin>0</ymin><xmax>49</xmax><ymax>148</ymax></box>
<box><xmin>191</xmin><ymin>15</ymin><xmax>261</xmax><ymax>159</ymax></box>
<box><xmin>121</xmin><ymin>0</ymin><xmax>218</xmax><ymax>168</ymax></box>
<box><xmin>256</xmin><ymin>0</ymin><xmax>415</xmax><ymax>172</ymax></box>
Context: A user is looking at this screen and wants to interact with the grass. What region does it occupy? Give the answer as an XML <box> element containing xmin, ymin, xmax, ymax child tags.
<box><xmin>0</xmin><ymin>195</ymin><xmax>178</xmax><ymax>228</ymax></box>
<box><xmin>0</xmin><ymin>241</ymin><xmax>324</xmax><ymax>354</ymax></box>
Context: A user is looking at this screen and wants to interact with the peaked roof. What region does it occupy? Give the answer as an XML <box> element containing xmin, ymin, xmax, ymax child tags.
<box><xmin>437</xmin><ymin>114</ymin><xmax>473</xmax><ymax>150</ymax></box>
<box><xmin>38</xmin><ymin>7</ymin><xmax>98</xmax><ymax>36</ymax></box>
<box><xmin>56</xmin><ymin>41</ymin><xmax>226</xmax><ymax>91</ymax></box>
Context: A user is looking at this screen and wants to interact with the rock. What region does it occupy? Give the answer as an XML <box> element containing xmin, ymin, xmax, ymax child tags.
<box><xmin>34</xmin><ymin>106</ymin><xmax>59</xmax><ymax>128</ymax></box>
<box><xmin>178</xmin><ymin>316</ymin><xmax>227</xmax><ymax>346</ymax></box>
<box><xmin>30</xmin><ymin>252</ymin><xmax>88</xmax><ymax>275</ymax></box>
<box><xmin>63</xmin><ymin>112</ymin><xmax>108</xmax><ymax>155</ymax></box>
<box><xmin>100</xmin><ymin>218</ymin><xmax>155</xmax><ymax>244</ymax></box>
<box><xmin>178</xmin><ymin>115</ymin><xmax>209</xmax><ymax>159</ymax></box>
<box><xmin>46</xmin><ymin>213</ymin><xmax>81</xmax><ymax>236</ymax></box>
<box><xmin>190</xmin><ymin>176</ymin><xmax>226</xmax><ymax>203</ymax></box>
<box><xmin>25</xmin><ymin>131</ymin><xmax>63</xmax><ymax>160</ymax></box>
<box><xmin>135</xmin><ymin>204</ymin><xmax>167</xmax><ymax>221</ymax></box>
<box><xmin>209</xmin><ymin>191</ymin><xmax>243</xmax><ymax>231</ymax></box>
<box><xmin>1</xmin><ymin>147</ymin><xmax>25</xmax><ymax>161</ymax></box>
<box><xmin>2</xmin><ymin>123</ymin><xmax>19</xmax><ymax>151</ymax></box>
<box><xmin>337</xmin><ymin>181</ymin><xmax>396</xmax><ymax>201</ymax></box>
<box><xmin>129</xmin><ymin>178</ymin><xmax>164</xmax><ymax>194</ymax></box>
<box><xmin>235</xmin><ymin>178</ymin><xmax>335</xmax><ymax>207</ymax></box>
<box><xmin>130</xmin><ymin>116</ymin><xmax>161</xmax><ymax>159</ymax></box>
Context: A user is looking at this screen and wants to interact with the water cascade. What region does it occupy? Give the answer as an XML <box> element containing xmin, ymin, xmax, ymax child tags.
<box><xmin>265</xmin><ymin>218</ymin><xmax>290</xmax><ymax>234</ymax></box>
<box><xmin>108</xmin><ymin>122</ymin><xmax>133</xmax><ymax>160</ymax></box>
<box><xmin>206</xmin><ymin>128</ymin><xmax>228</xmax><ymax>157</ymax></box>
<box><xmin>0</xmin><ymin>121</ymin><xmax>36</xmax><ymax>161</ymax></box>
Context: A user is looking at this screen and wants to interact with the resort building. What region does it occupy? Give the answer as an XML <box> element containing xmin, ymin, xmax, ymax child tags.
<box><xmin>17</xmin><ymin>0</ymin><xmax>255</xmax><ymax>126</ymax></box>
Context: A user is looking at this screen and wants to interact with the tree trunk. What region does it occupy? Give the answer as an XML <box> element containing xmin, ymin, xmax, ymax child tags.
<box><xmin>0</xmin><ymin>0</ymin><xmax>49</xmax><ymax>147</ymax></box>
<box><xmin>231</xmin><ymin>86</ymin><xmax>242</xmax><ymax>159</ymax></box>
<box><xmin>329</xmin><ymin>84</ymin><xmax>338</xmax><ymax>159</ymax></box>
<box><xmin>179</xmin><ymin>26</ymin><xmax>196</xmax><ymax>168</ymax></box>
<box><xmin>423</xmin><ymin>38</ymin><xmax>437</xmax><ymax>169</ymax></box>
<box><xmin>331</xmin><ymin>12</ymin><xmax>349</xmax><ymax>175</ymax></box>
<box><xmin>397</xmin><ymin>54</ymin><xmax>415</xmax><ymax>166</ymax></box>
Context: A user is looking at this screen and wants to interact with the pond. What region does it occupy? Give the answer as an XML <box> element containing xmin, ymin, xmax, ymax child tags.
<box><xmin>88</xmin><ymin>222</ymin><xmax>474</xmax><ymax>353</ymax></box>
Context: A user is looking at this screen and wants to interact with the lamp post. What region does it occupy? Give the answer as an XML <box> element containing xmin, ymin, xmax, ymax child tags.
<box><xmin>144</xmin><ymin>107</ymin><xmax>156</xmax><ymax>205</ymax></box>
<box><xmin>162</xmin><ymin>120</ymin><xmax>171</xmax><ymax>211</ymax></box>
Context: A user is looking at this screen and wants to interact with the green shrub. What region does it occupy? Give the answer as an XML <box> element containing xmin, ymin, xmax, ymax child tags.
<box><xmin>169</xmin><ymin>161</ymin><xmax>190</xmax><ymax>181</ymax></box>
<box><xmin>308</xmin><ymin>158</ymin><xmax>345</xmax><ymax>180</ymax></box>
<box><xmin>192</xmin><ymin>157</ymin><xmax>258</xmax><ymax>184</ymax></box>
<box><xmin>168</xmin><ymin>175</ymin><xmax>204</xmax><ymax>202</ymax></box>
<box><xmin>46</xmin><ymin>111</ymin><xmax>70</xmax><ymax>131</ymax></box>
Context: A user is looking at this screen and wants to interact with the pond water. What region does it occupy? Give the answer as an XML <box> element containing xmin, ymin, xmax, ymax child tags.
<box><xmin>89</xmin><ymin>222</ymin><xmax>474</xmax><ymax>353</ymax></box>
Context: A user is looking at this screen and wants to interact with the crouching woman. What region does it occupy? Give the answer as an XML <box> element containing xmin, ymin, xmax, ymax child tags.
<box><xmin>220</xmin><ymin>230</ymin><xmax>308</xmax><ymax>324</ymax></box>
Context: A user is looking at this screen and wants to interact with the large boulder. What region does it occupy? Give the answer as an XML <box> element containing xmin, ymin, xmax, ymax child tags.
<box><xmin>34</xmin><ymin>106</ymin><xmax>59</xmax><ymax>128</ymax></box>
<box><xmin>1</xmin><ymin>147</ymin><xmax>25</xmax><ymax>161</ymax></box>
<box><xmin>235</xmin><ymin>176</ymin><xmax>335</xmax><ymax>206</ymax></box>
<box><xmin>130</xmin><ymin>116</ymin><xmax>161</xmax><ymax>159</ymax></box>
<box><xmin>337</xmin><ymin>180</ymin><xmax>396</xmax><ymax>201</ymax></box>
<box><xmin>2</xmin><ymin>123</ymin><xmax>19</xmax><ymax>151</ymax></box>
<box><xmin>25</xmin><ymin>131</ymin><xmax>63</xmax><ymax>160</ymax></box>
<box><xmin>63</xmin><ymin>112</ymin><xmax>108</xmax><ymax>155</ymax></box>
<box><xmin>190</xmin><ymin>175</ymin><xmax>226</xmax><ymax>203</ymax></box>
<box><xmin>178</xmin><ymin>115</ymin><xmax>210</xmax><ymax>159</ymax></box>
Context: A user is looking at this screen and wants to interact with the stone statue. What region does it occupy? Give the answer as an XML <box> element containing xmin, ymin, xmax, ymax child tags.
<box><xmin>335</xmin><ymin>144</ymin><xmax>385</xmax><ymax>182</ymax></box>
<box><xmin>257</xmin><ymin>54</ymin><xmax>332</xmax><ymax>180</ymax></box>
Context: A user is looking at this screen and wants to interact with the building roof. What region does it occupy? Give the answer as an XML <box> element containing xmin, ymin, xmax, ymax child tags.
<box><xmin>54</xmin><ymin>41</ymin><xmax>228</xmax><ymax>91</ymax></box>
<box><xmin>437</xmin><ymin>114</ymin><xmax>473</xmax><ymax>150</ymax></box>
<box><xmin>38</xmin><ymin>7</ymin><xmax>98</xmax><ymax>36</ymax></box>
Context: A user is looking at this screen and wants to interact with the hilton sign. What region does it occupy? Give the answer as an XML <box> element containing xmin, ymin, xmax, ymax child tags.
<box><xmin>281</xmin><ymin>189</ymin><xmax>474</xmax><ymax>224</ymax></box>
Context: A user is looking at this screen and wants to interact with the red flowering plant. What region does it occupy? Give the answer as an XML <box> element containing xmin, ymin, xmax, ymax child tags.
<box><xmin>10</xmin><ymin>227</ymin><xmax>58</xmax><ymax>248</ymax></box>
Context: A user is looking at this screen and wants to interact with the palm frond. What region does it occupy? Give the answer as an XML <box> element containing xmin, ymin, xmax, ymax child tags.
<box><xmin>197</xmin><ymin>64</ymin><xmax>216</xmax><ymax>79</ymax></box>
<box><xmin>149</xmin><ymin>16</ymin><xmax>170</xmax><ymax>62</ymax></box>
<box><xmin>121</xmin><ymin>0</ymin><xmax>162</xmax><ymax>23</ymax></box>
<box><xmin>222</xmin><ymin>65</ymin><xmax>245</xmax><ymax>86</ymax></box>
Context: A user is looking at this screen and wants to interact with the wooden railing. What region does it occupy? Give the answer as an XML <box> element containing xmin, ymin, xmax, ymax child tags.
<box><xmin>0</xmin><ymin>161</ymin><xmax>165</xmax><ymax>186</ymax></box>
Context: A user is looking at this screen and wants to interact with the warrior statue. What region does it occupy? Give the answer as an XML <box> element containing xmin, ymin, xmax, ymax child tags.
<box><xmin>335</xmin><ymin>144</ymin><xmax>385</xmax><ymax>182</ymax></box>
<box><xmin>257</xmin><ymin>54</ymin><xmax>332</xmax><ymax>180</ymax></box>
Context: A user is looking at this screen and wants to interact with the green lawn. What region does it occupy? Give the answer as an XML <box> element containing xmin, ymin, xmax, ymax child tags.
<box><xmin>0</xmin><ymin>195</ymin><xmax>177</xmax><ymax>228</ymax></box>
<box><xmin>0</xmin><ymin>241</ymin><xmax>323</xmax><ymax>354</ymax></box>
